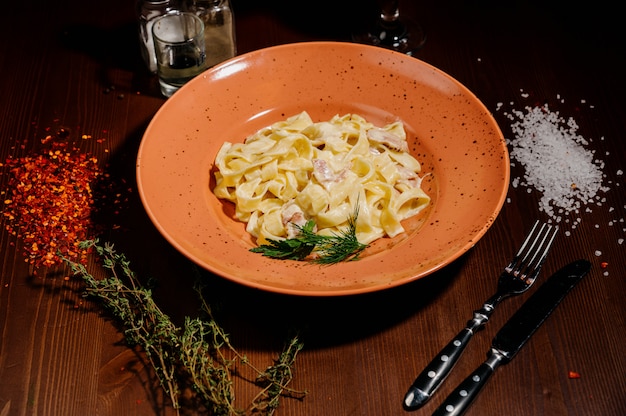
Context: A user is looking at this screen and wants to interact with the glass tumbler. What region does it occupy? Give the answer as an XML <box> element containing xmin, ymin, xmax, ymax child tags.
<box><xmin>152</xmin><ymin>11</ymin><xmax>207</xmax><ymax>97</ymax></box>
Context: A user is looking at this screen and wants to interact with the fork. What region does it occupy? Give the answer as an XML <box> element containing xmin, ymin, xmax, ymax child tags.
<box><xmin>403</xmin><ymin>221</ymin><xmax>558</xmax><ymax>410</ymax></box>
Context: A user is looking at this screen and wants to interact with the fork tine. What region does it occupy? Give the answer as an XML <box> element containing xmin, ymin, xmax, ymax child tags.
<box><xmin>507</xmin><ymin>220</ymin><xmax>540</xmax><ymax>271</ymax></box>
<box><xmin>507</xmin><ymin>221</ymin><xmax>558</xmax><ymax>278</ymax></box>
<box><xmin>518</xmin><ymin>223</ymin><xmax>551</xmax><ymax>267</ymax></box>
<box><xmin>523</xmin><ymin>224</ymin><xmax>558</xmax><ymax>280</ymax></box>
<box><xmin>511</xmin><ymin>221</ymin><xmax>541</xmax><ymax>264</ymax></box>
<box><xmin>508</xmin><ymin>221</ymin><xmax>558</xmax><ymax>281</ymax></box>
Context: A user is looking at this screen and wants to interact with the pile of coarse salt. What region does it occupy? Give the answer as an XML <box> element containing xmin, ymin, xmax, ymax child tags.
<box><xmin>500</xmin><ymin>102</ymin><xmax>609</xmax><ymax>230</ymax></box>
<box><xmin>496</xmin><ymin>94</ymin><xmax>625</xmax><ymax>278</ymax></box>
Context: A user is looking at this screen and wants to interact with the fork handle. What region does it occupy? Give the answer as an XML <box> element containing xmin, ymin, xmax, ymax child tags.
<box><xmin>404</xmin><ymin>327</ymin><xmax>476</xmax><ymax>409</ymax></box>
<box><xmin>432</xmin><ymin>350</ymin><xmax>505</xmax><ymax>416</ymax></box>
<box><xmin>404</xmin><ymin>308</ymin><xmax>495</xmax><ymax>410</ymax></box>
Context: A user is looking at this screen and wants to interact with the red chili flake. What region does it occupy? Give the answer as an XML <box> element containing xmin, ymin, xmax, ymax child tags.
<box><xmin>600</xmin><ymin>261</ymin><xmax>608</xmax><ymax>269</ymax></box>
<box><xmin>57</xmin><ymin>128</ymin><xmax>70</xmax><ymax>138</ymax></box>
<box><xmin>2</xmin><ymin>140</ymin><xmax>102</xmax><ymax>268</ymax></box>
<box><xmin>568</xmin><ymin>370</ymin><xmax>581</xmax><ymax>379</ymax></box>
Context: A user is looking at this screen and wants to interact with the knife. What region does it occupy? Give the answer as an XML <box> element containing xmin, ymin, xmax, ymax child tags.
<box><xmin>431</xmin><ymin>259</ymin><xmax>591</xmax><ymax>416</ymax></box>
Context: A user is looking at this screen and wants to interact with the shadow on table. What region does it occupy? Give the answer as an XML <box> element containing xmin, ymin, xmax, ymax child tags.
<box><xmin>197</xmin><ymin>258</ymin><xmax>464</xmax><ymax>350</ymax></box>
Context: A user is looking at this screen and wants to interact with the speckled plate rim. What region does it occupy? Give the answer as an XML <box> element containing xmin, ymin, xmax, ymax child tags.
<box><xmin>137</xmin><ymin>41</ymin><xmax>510</xmax><ymax>296</ymax></box>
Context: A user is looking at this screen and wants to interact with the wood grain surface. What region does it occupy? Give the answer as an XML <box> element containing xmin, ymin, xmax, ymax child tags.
<box><xmin>0</xmin><ymin>1</ymin><xmax>624</xmax><ymax>415</ymax></box>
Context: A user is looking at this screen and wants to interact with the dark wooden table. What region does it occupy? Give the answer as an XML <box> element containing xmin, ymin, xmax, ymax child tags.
<box><xmin>1</xmin><ymin>1</ymin><xmax>624</xmax><ymax>415</ymax></box>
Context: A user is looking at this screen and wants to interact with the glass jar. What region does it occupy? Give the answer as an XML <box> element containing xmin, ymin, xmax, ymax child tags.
<box><xmin>137</xmin><ymin>0</ymin><xmax>178</xmax><ymax>73</ymax></box>
<box><xmin>187</xmin><ymin>0</ymin><xmax>236</xmax><ymax>68</ymax></box>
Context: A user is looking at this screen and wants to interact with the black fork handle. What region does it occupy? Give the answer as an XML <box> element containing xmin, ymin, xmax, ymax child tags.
<box><xmin>404</xmin><ymin>327</ymin><xmax>472</xmax><ymax>409</ymax></box>
<box><xmin>403</xmin><ymin>299</ymin><xmax>499</xmax><ymax>410</ymax></box>
<box><xmin>431</xmin><ymin>351</ymin><xmax>505</xmax><ymax>416</ymax></box>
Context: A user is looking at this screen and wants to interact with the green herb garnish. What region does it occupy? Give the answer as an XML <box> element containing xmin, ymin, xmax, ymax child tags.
<box><xmin>250</xmin><ymin>207</ymin><xmax>368</xmax><ymax>265</ymax></box>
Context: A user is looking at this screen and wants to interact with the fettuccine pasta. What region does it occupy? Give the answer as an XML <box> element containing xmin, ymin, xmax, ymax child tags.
<box><xmin>213</xmin><ymin>112</ymin><xmax>430</xmax><ymax>245</ymax></box>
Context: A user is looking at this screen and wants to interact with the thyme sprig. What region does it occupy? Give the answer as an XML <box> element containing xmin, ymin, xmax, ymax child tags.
<box><xmin>65</xmin><ymin>240</ymin><xmax>305</xmax><ymax>415</ymax></box>
<box><xmin>251</xmin><ymin>336</ymin><xmax>304</xmax><ymax>414</ymax></box>
<box><xmin>250</xmin><ymin>207</ymin><xmax>368</xmax><ymax>264</ymax></box>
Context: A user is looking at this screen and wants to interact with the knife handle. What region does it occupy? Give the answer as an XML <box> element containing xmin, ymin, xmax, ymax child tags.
<box><xmin>432</xmin><ymin>351</ymin><xmax>504</xmax><ymax>416</ymax></box>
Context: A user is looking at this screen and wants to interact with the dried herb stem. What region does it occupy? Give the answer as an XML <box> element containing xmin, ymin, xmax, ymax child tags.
<box><xmin>64</xmin><ymin>240</ymin><xmax>305</xmax><ymax>415</ymax></box>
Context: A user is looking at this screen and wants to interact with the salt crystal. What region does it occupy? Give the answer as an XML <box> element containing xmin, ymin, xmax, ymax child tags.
<box><xmin>500</xmin><ymin>97</ymin><xmax>624</xmax><ymax>248</ymax></box>
<box><xmin>504</xmin><ymin>104</ymin><xmax>606</xmax><ymax>223</ymax></box>
<box><xmin>594</xmin><ymin>250</ymin><xmax>602</xmax><ymax>256</ymax></box>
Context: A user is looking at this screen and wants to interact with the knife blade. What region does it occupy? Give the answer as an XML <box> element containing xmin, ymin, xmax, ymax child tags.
<box><xmin>432</xmin><ymin>259</ymin><xmax>591</xmax><ymax>416</ymax></box>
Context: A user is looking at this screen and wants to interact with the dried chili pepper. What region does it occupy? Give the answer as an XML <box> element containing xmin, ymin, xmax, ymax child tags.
<box><xmin>2</xmin><ymin>140</ymin><xmax>103</xmax><ymax>268</ymax></box>
<box><xmin>568</xmin><ymin>370</ymin><xmax>581</xmax><ymax>379</ymax></box>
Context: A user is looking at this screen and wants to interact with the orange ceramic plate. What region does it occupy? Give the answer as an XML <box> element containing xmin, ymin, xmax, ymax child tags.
<box><xmin>137</xmin><ymin>42</ymin><xmax>509</xmax><ymax>296</ymax></box>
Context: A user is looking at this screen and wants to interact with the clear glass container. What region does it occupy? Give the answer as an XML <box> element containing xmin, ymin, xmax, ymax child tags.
<box><xmin>137</xmin><ymin>0</ymin><xmax>177</xmax><ymax>73</ymax></box>
<box><xmin>187</xmin><ymin>0</ymin><xmax>236</xmax><ymax>68</ymax></box>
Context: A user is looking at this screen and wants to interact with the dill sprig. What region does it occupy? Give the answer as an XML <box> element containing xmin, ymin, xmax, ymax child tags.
<box><xmin>311</xmin><ymin>212</ymin><xmax>367</xmax><ymax>265</ymax></box>
<box><xmin>64</xmin><ymin>240</ymin><xmax>306</xmax><ymax>416</ymax></box>
<box><xmin>250</xmin><ymin>206</ymin><xmax>368</xmax><ymax>264</ymax></box>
